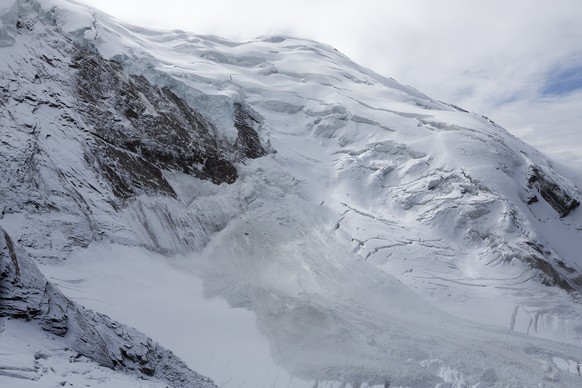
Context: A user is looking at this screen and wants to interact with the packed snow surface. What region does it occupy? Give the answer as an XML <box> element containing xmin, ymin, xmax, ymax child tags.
<box><xmin>2</xmin><ymin>0</ymin><xmax>582</xmax><ymax>387</ymax></box>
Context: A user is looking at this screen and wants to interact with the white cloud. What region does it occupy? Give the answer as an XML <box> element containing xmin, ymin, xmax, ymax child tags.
<box><xmin>493</xmin><ymin>91</ymin><xmax>582</xmax><ymax>164</ymax></box>
<box><xmin>76</xmin><ymin>0</ymin><xmax>582</xmax><ymax>163</ymax></box>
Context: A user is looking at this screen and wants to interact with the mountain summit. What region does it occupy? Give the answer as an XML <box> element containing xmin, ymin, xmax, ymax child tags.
<box><xmin>2</xmin><ymin>0</ymin><xmax>582</xmax><ymax>387</ymax></box>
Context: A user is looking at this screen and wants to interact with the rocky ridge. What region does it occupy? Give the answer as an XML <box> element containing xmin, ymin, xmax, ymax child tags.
<box><xmin>1</xmin><ymin>226</ymin><xmax>217</xmax><ymax>387</ymax></box>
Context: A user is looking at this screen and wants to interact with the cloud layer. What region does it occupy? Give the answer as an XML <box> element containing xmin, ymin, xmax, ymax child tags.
<box><xmin>78</xmin><ymin>0</ymin><xmax>582</xmax><ymax>163</ymax></box>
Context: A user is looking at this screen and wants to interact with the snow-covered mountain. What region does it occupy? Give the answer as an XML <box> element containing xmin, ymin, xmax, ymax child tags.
<box><xmin>2</xmin><ymin>0</ymin><xmax>582</xmax><ymax>387</ymax></box>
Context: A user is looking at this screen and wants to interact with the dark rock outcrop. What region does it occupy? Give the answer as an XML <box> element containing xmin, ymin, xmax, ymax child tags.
<box><xmin>527</xmin><ymin>166</ymin><xmax>580</xmax><ymax>217</ymax></box>
<box><xmin>234</xmin><ymin>102</ymin><xmax>267</xmax><ymax>159</ymax></box>
<box><xmin>73</xmin><ymin>47</ymin><xmax>240</xmax><ymax>195</ymax></box>
<box><xmin>522</xmin><ymin>240</ymin><xmax>582</xmax><ymax>292</ymax></box>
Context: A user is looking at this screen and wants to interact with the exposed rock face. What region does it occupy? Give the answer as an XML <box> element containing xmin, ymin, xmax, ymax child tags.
<box><xmin>527</xmin><ymin>166</ymin><xmax>580</xmax><ymax>217</ymax></box>
<box><xmin>0</xmin><ymin>227</ymin><xmax>217</xmax><ymax>388</ymax></box>
<box><xmin>522</xmin><ymin>240</ymin><xmax>582</xmax><ymax>291</ymax></box>
<box><xmin>73</xmin><ymin>47</ymin><xmax>255</xmax><ymax>196</ymax></box>
<box><xmin>233</xmin><ymin>102</ymin><xmax>267</xmax><ymax>160</ymax></box>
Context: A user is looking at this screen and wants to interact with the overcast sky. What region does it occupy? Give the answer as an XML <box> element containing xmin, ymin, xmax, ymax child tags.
<box><xmin>77</xmin><ymin>0</ymin><xmax>582</xmax><ymax>165</ymax></box>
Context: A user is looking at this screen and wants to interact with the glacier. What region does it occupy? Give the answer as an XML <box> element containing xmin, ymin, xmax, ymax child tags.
<box><xmin>1</xmin><ymin>0</ymin><xmax>582</xmax><ymax>387</ymax></box>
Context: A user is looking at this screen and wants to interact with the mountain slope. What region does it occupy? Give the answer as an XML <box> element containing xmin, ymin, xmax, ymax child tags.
<box><xmin>0</xmin><ymin>227</ymin><xmax>217</xmax><ymax>387</ymax></box>
<box><xmin>1</xmin><ymin>0</ymin><xmax>582</xmax><ymax>387</ymax></box>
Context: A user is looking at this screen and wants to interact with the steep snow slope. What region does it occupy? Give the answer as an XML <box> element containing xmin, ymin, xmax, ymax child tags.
<box><xmin>1</xmin><ymin>0</ymin><xmax>582</xmax><ymax>387</ymax></box>
<box><xmin>94</xmin><ymin>9</ymin><xmax>582</xmax><ymax>342</ymax></box>
<box><xmin>146</xmin><ymin>31</ymin><xmax>582</xmax><ymax>342</ymax></box>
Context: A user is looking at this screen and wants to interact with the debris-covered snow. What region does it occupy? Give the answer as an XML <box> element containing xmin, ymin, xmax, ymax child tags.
<box><xmin>1</xmin><ymin>0</ymin><xmax>582</xmax><ymax>387</ymax></box>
